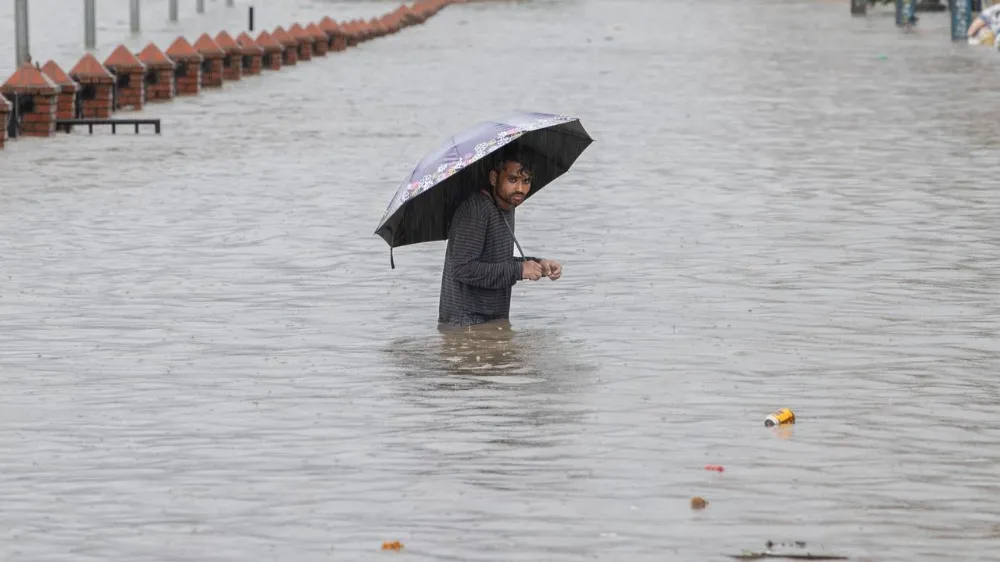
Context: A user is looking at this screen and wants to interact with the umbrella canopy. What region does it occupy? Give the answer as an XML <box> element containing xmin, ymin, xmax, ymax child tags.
<box><xmin>374</xmin><ymin>111</ymin><xmax>593</xmax><ymax>265</ymax></box>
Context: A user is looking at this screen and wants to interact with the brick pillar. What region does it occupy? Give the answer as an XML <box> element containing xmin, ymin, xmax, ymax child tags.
<box><xmin>174</xmin><ymin>60</ymin><xmax>202</xmax><ymax>96</ymax></box>
<box><xmin>138</xmin><ymin>43</ymin><xmax>177</xmax><ymax>103</ymax></box>
<box><xmin>167</xmin><ymin>37</ymin><xmax>204</xmax><ymax>96</ymax></box>
<box><xmin>15</xmin><ymin>92</ymin><xmax>59</xmax><ymax>137</ymax></box>
<box><xmin>69</xmin><ymin>54</ymin><xmax>116</xmax><ymax>118</ymax></box>
<box><xmin>75</xmin><ymin>82</ymin><xmax>114</xmax><ymax>118</ymax></box>
<box><xmin>103</xmin><ymin>45</ymin><xmax>147</xmax><ymax>112</ymax></box>
<box><xmin>145</xmin><ymin>67</ymin><xmax>176</xmax><ymax>101</ymax></box>
<box><xmin>237</xmin><ymin>34</ymin><xmax>265</xmax><ymax>75</ymax></box>
<box><xmin>243</xmin><ymin>53</ymin><xmax>263</xmax><ymax>75</ymax></box>
<box><xmin>40</xmin><ymin>62</ymin><xmax>79</xmax><ymax>120</ymax></box>
<box><xmin>274</xmin><ymin>28</ymin><xmax>299</xmax><ymax>65</ymax></box>
<box><xmin>290</xmin><ymin>25</ymin><xmax>313</xmax><ymax>61</ymax></box>
<box><xmin>1</xmin><ymin>63</ymin><xmax>61</xmax><ymax>137</ymax></box>
<box><xmin>55</xmin><ymin>83</ymin><xmax>78</xmax><ymax>119</ymax></box>
<box><xmin>263</xmin><ymin>50</ymin><xmax>282</xmax><ymax>71</ymax></box>
<box><xmin>200</xmin><ymin>55</ymin><xmax>224</xmax><ymax>88</ymax></box>
<box><xmin>307</xmin><ymin>25</ymin><xmax>328</xmax><ymax>56</ymax></box>
<box><xmin>214</xmin><ymin>32</ymin><xmax>244</xmax><ymax>81</ymax></box>
<box><xmin>298</xmin><ymin>40</ymin><xmax>313</xmax><ymax>61</ymax></box>
<box><xmin>0</xmin><ymin>97</ymin><xmax>9</xmax><ymax>149</ymax></box>
<box><xmin>222</xmin><ymin>51</ymin><xmax>242</xmax><ymax>81</ymax></box>
<box><xmin>319</xmin><ymin>18</ymin><xmax>347</xmax><ymax>51</ymax></box>
<box><xmin>110</xmin><ymin>68</ymin><xmax>145</xmax><ymax>111</ymax></box>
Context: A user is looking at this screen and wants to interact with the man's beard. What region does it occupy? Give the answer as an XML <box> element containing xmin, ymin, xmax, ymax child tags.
<box><xmin>495</xmin><ymin>189</ymin><xmax>524</xmax><ymax>208</ymax></box>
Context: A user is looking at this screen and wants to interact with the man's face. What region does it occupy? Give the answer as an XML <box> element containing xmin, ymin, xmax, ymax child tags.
<box><xmin>491</xmin><ymin>161</ymin><xmax>532</xmax><ymax>210</ymax></box>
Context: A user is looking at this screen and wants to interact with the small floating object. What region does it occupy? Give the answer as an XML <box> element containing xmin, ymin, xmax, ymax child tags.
<box><xmin>690</xmin><ymin>496</ymin><xmax>708</xmax><ymax>510</ymax></box>
<box><xmin>705</xmin><ymin>465</ymin><xmax>725</xmax><ymax>472</ymax></box>
<box><xmin>728</xmin><ymin>553</ymin><xmax>847</xmax><ymax>560</ymax></box>
<box><xmin>764</xmin><ymin>408</ymin><xmax>795</xmax><ymax>427</ymax></box>
<box><xmin>728</xmin><ymin>540</ymin><xmax>847</xmax><ymax>560</ymax></box>
<box><xmin>381</xmin><ymin>540</ymin><xmax>403</xmax><ymax>551</ymax></box>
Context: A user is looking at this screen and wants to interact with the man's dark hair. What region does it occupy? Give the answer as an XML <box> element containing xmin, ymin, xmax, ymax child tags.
<box><xmin>492</xmin><ymin>143</ymin><xmax>535</xmax><ymax>178</ymax></box>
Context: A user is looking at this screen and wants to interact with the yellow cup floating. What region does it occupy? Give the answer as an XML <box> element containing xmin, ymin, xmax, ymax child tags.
<box><xmin>764</xmin><ymin>408</ymin><xmax>795</xmax><ymax>427</ymax></box>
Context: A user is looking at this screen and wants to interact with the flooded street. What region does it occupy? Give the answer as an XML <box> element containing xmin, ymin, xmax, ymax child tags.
<box><xmin>2</xmin><ymin>0</ymin><xmax>1000</xmax><ymax>560</ymax></box>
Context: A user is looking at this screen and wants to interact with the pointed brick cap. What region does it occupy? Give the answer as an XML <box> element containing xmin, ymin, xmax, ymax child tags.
<box><xmin>305</xmin><ymin>23</ymin><xmax>328</xmax><ymax>42</ymax></box>
<box><xmin>193</xmin><ymin>33</ymin><xmax>225</xmax><ymax>57</ymax></box>
<box><xmin>289</xmin><ymin>23</ymin><xmax>313</xmax><ymax>42</ymax></box>
<box><xmin>399</xmin><ymin>5</ymin><xmax>417</xmax><ymax>19</ymax></box>
<box><xmin>255</xmin><ymin>31</ymin><xmax>284</xmax><ymax>52</ymax></box>
<box><xmin>70</xmin><ymin>53</ymin><xmax>115</xmax><ymax>83</ymax></box>
<box><xmin>1</xmin><ymin>62</ymin><xmax>60</xmax><ymax>95</ymax></box>
<box><xmin>138</xmin><ymin>43</ymin><xmax>176</xmax><ymax>69</ymax></box>
<box><xmin>41</xmin><ymin>61</ymin><xmax>79</xmax><ymax>89</ymax></box>
<box><xmin>214</xmin><ymin>31</ymin><xmax>242</xmax><ymax>54</ymax></box>
<box><xmin>104</xmin><ymin>44</ymin><xmax>146</xmax><ymax>70</ymax></box>
<box><xmin>237</xmin><ymin>32</ymin><xmax>265</xmax><ymax>55</ymax></box>
<box><xmin>0</xmin><ymin>94</ymin><xmax>10</xmax><ymax>111</ymax></box>
<box><xmin>319</xmin><ymin>16</ymin><xmax>341</xmax><ymax>34</ymax></box>
<box><xmin>272</xmin><ymin>26</ymin><xmax>299</xmax><ymax>47</ymax></box>
<box><xmin>166</xmin><ymin>36</ymin><xmax>204</xmax><ymax>62</ymax></box>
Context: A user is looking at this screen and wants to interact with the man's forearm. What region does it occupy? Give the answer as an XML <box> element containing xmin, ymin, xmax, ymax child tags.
<box><xmin>452</xmin><ymin>258</ymin><xmax>522</xmax><ymax>289</ymax></box>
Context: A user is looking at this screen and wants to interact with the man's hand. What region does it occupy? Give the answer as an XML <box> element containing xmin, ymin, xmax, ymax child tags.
<box><xmin>539</xmin><ymin>259</ymin><xmax>562</xmax><ymax>280</ymax></box>
<box><xmin>522</xmin><ymin>260</ymin><xmax>543</xmax><ymax>281</ymax></box>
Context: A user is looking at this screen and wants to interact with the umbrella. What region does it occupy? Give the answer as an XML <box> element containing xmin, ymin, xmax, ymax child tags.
<box><xmin>374</xmin><ymin>111</ymin><xmax>593</xmax><ymax>268</ymax></box>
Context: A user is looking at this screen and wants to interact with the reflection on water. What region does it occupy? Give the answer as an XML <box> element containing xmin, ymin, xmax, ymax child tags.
<box><xmin>435</xmin><ymin>321</ymin><xmax>526</xmax><ymax>375</ymax></box>
<box><xmin>385</xmin><ymin>320</ymin><xmax>596</xmax><ymax>386</ymax></box>
<box><xmin>380</xmin><ymin>324</ymin><xmax>596</xmax><ymax>502</ymax></box>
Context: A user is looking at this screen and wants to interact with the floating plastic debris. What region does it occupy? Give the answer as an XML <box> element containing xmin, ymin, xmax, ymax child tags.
<box><xmin>764</xmin><ymin>408</ymin><xmax>795</xmax><ymax>427</ymax></box>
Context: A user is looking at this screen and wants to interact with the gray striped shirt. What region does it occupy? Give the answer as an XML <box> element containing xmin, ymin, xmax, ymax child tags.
<box><xmin>438</xmin><ymin>191</ymin><xmax>539</xmax><ymax>326</ymax></box>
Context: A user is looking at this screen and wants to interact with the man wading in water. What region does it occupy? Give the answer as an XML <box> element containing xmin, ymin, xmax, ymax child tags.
<box><xmin>438</xmin><ymin>145</ymin><xmax>562</xmax><ymax>327</ymax></box>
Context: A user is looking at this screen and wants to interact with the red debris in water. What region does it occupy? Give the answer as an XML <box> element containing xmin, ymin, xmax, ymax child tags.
<box><xmin>705</xmin><ymin>465</ymin><xmax>725</xmax><ymax>472</ymax></box>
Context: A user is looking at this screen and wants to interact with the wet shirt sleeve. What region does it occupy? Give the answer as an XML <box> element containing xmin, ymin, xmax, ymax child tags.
<box><xmin>447</xmin><ymin>200</ymin><xmax>522</xmax><ymax>289</ymax></box>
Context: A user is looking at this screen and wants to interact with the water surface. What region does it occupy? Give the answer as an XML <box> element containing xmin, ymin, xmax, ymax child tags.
<box><xmin>2</xmin><ymin>1</ymin><xmax>999</xmax><ymax>560</ymax></box>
